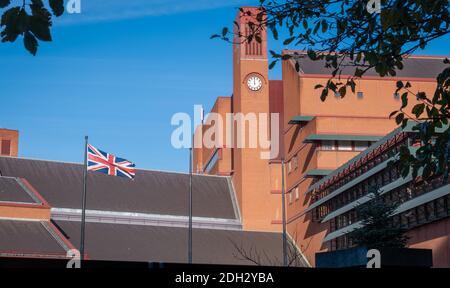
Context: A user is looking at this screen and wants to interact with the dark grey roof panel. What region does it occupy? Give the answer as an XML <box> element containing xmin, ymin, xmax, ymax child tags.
<box><xmin>0</xmin><ymin>177</ymin><xmax>35</xmax><ymax>203</ymax></box>
<box><xmin>291</xmin><ymin>54</ymin><xmax>448</xmax><ymax>78</ymax></box>
<box><xmin>0</xmin><ymin>157</ymin><xmax>236</xmax><ymax>219</ymax></box>
<box><xmin>54</xmin><ymin>220</ymin><xmax>304</xmax><ymax>266</ymax></box>
<box><xmin>0</xmin><ymin>220</ymin><xmax>66</xmax><ymax>255</ymax></box>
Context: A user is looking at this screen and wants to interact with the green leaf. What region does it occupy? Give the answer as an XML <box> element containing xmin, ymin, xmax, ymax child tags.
<box><xmin>348</xmin><ymin>79</ymin><xmax>356</xmax><ymax>93</ymax></box>
<box><xmin>49</xmin><ymin>0</ymin><xmax>64</xmax><ymax>16</ymax></box>
<box><xmin>422</xmin><ymin>164</ymin><xmax>432</xmax><ymax>179</ymax></box>
<box><xmin>416</xmin><ymin>92</ymin><xmax>426</xmax><ymax>99</ymax></box>
<box><xmin>221</xmin><ymin>27</ymin><xmax>228</xmax><ymax>37</ymax></box>
<box><xmin>283</xmin><ymin>36</ymin><xmax>295</xmax><ymax>45</ymax></box>
<box><xmin>395</xmin><ymin>113</ymin><xmax>404</xmax><ymax>125</ymax></box>
<box><xmin>401</xmin><ymin>92</ymin><xmax>408</xmax><ymax>109</ymax></box>
<box><xmin>269</xmin><ymin>50</ymin><xmax>280</xmax><ymax>58</ymax></box>
<box><xmin>412</xmin><ymin>104</ymin><xmax>425</xmax><ymax>118</ymax></box>
<box><xmin>307</xmin><ymin>50</ymin><xmax>317</xmax><ymax>60</ymax></box>
<box><xmin>270</xmin><ymin>26</ymin><xmax>278</xmax><ymax>40</ymax></box>
<box><xmin>269</xmin><ymin>60</ymin><xmax>277</xmax><ymax>70</ymax></box>
<box><xmin>338</xmin><ymin>86</ymin><xmax>347</xmax><ymax>97</ymax></box>
<box><xmin>29</xmin><ymin>18</ymin><xmax>51</xmax><ymax>41</ymax></box>
<box><xmin>15</xmin><ymin>8</ymin><xmax>29</xmax><ymax>34</ymax></box>
<box><xmin>0</xmin><ymin>0</ymin><xmax>10</xmax><ymax>9</ymax></box>
<box><xmin>313</xmin><ymin>21</ymin><xmax>320</xmax><ymax>34</ymax></box>
<box><xmin>320</xmin><ymin>88</ymin><xmax>328</xmax><ymax>102</ymax></box>
<box><xmin>321</xmin><ymin>20</ymin><xmax>328</xmax><ymax>33</ymax></box>
<box><xmin>24</xmin><ymin>31</ymin><xmax>38</xmax><ymax>55</ymax></box>
<box><xmin>419</xmin><ymin>39</ymin><xmax>426</xmax><ymax>49</ymax></box>
<box><xmin>302</xmin><ymin>19</ymin><xmax>308</xmax><ymax>29</ymax></box>
<box><xmin>29</xmin><ymin>5</ymin><xmax>52</xmax><ymax>41</ymax></box>
<box><xmin>0</xmin><ymin>7</ymin><xmax>21</xmax><ymax>42</ymax></box>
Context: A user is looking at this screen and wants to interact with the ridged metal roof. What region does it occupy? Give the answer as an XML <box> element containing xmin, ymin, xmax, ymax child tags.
<box><xmin>55</xmin><ymin>220</ymin><xmax>307</xmax><ymax>266</ymax></box>
<box><xmin>0</xmin><ymin>156</ymin><xmax>237</xmax><ymax>219</ymax></box>
<box><xmin>288</xmin><ymin>53</ymin><xmax>448</xmax><ymax>78</ymax></box>
<box><xmin>0</xmin><ymin>220</ymin><xmax>68</xmax><ymax>257</ymax></box>
<box><xmin>0</xmin><ymin>177</ymin><xmax>36</xmax><ymax>203</ymax></box>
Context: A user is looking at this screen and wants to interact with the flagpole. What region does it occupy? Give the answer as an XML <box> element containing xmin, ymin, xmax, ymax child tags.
<box><xmin>281</xmin><ymin>158</ymin><xmax>288</xmax><ymax>266</ymax></box>
<box><xmin>188</xmin><ymin>136</ymin><xmax>193</xmax><ymax>264</ymax></box>
<box><xmin>80</xmin><ymin>136</ymin><xmax>88</xmax><ymax>262</ymax></box>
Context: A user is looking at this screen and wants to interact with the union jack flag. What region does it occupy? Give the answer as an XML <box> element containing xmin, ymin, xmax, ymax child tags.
<box><xmin>87</xmin><ymin>144</ymin><xmax>136</xmax><ymax>179</ymax></box>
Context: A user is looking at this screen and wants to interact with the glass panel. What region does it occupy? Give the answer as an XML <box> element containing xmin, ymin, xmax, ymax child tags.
<box><xmin>321</xmin><ymin>140</ymin><xmax>336</xmax><ymax>150</ymax></box>
<box><xmin>204</xmin><ymin>149</ymin><xmax>220</xmax><ymax>173</ymax></box>
<box><xmin>338</xmin><ymin>140</ymin><xmax>352</xmax><ymax>151</ymax></box>
<box><xmin>354</xmin><ymin>141</ymin><xmax>369</xmax><ymax>151</ymax></box>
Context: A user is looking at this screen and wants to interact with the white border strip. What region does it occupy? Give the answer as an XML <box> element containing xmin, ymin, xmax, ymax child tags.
<box><xmin>51</xmin><ymin>208</ymin><xmax>243</xmax><ymax>231</ymax></box>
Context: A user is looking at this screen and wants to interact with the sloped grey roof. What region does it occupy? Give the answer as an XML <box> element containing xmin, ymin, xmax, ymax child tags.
<box><xmin>0</xmin><ymin>220</ymin><xmax>67</xmax><ymax>256</ymax></box>
<box><xmin>289</xmin><ymin>53</ymin><xmax>448</xmax><ymax>78</ymax></box>
<box><xmin>0</xmin><ymin>156</ymin><xmax>308</xmax><ymax>266</ymax></box>
<box><xmin>0</xmin><ymin>156</ymin><xmax>237</xmax><ymax>219</ymax></box>
<box><xmin>54</xmin><ymin>220</ymin><xmax>305</xmax><ymax>266</ymax></box>
<box><xmin>0</xmin><ymin>177</ymin><xmax>36</xmax><ymax>203</ymax></box>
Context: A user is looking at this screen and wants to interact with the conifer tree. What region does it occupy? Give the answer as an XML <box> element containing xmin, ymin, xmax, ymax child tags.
<box><xmin>350</xmin><ymin>186</ymin><xmax>409</xmax><ymax>249</ymax></box>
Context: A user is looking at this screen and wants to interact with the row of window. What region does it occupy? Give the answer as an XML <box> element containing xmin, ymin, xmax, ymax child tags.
<box><xmin>327</xmin><ymin>175</ymin><xmax>445</xmax><ymax>232</ymax></box>
<box><xmin>286</xmin><ymin>140</ymin><xmax>376</xmax><ymax>175</ymax></box>
<box><xmin>311</xmin><ymin>136</ymin><xmax>408</xmax><ymax>204</ymax></box>
<box><xmin>334</xmin><ymin>91</ymin><xmax>402</xmax><ymax>100</ymax></box>
<box><xmin>314</xmin><ymin>163</ymin><xmax>402</xmax><ymax>220</ymax></box>
<box><xmin>330</xmin><ymin>193</ymin><xmax>450</xmax><ymax>251</ymax></box>
<box><xmin>319</xmin><ymin>140</ymin><xmax>373</xmax><ymax>152</ymax></box>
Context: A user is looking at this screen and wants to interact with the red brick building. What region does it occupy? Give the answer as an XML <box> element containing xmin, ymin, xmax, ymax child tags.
<box><xmin>193</xmin><ymin>7</ymin><xmax>450</xmax><ymax>267</ymax></box>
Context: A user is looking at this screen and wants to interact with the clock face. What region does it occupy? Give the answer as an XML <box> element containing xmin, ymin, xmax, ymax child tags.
<box><xmin>247</xmin><ymin>75</ymin><xmax>263</xmax><ymax>91</ymax></box>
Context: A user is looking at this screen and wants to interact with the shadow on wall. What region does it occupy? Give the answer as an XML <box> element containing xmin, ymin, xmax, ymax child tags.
<box><xmin>407</xmin><ymin>217</ymin><xmax>450</xmax><ymax>268</ymax></box>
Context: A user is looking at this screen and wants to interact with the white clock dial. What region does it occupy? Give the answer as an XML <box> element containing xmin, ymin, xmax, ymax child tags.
<box><xmin>247</xmin><ymin>76</ymin><xmax>262</xmax><ymax>91</ymax></box>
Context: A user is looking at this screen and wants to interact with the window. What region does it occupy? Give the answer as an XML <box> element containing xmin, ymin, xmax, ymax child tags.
<box><xmin>426</xmin><ymin>202</ymin><xmax>436</xmax><ymax>221</ymax></box>
<box><xmin>1</xmin><ymin>139</ymin><xmax>11</xmax><ymax>156</ymax></box>
<box><xmin>354</xmin><ymin>141</ymin><xmax>370</xmax><ymax>151</ymax></box>
<box><xmin>357</xmin><ymin>91</ymin><xmax>364</xmax><ymax>99</ymax></box>
<box><xmin>204</xmin><ymin>149</ymin><xmax>220</xmax><ymax>173</ymax></box>
<box><xmin>320</xmin><ymin>140</ymin><xmax>336</xmax><ymax>150</ymax></box>
<box><xmin>447</xmin><ymin>194</ymin><xmax>450</xmax><ymax>214</ymax></box>
<box><xmin>287</xmin><ymin>161</ymin><xmax>292</xmax><ymax>173</ymax></box>
<box><xmin>289</xmin><ymin>191</ymin><xmax>293</xmax><ymax>204</ymax></box>
<box><xmin>295</xmin><ymin>187</ymin><xmax>299</xmax><ymax>200</ymax></box>
<box><xmin>417</xmin><ymin>206</ymin><xmax>426</xmax><ymax>224</ymax></box>
<box><xmin>382</xmin><ymin>170</ymin><xmax>391</xmax><ymax>185</ymax></box>
<box><xmin>337</xmin><ymin>140</ymin><xmax>352</xmax><ymax>151</ymax></box>
<box><xmin>292</xmin><ymin>155</ymin><xmax>298</xmax><ymax>170</ymax></box>
<box><xmin>436</xmin><ymin>197</ymin><xmax>446</xmax><ymax>217</ymax></box>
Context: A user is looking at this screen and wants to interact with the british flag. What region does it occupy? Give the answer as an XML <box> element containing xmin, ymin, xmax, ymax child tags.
<box><xmin>87</xmin><ymin>144</ymin><xmax>136</xmax><ymax>179</ymax></box>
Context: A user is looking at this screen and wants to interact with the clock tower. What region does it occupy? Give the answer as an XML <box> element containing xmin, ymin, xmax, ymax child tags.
<box><xmin>231</xmin><ymin>7</ymin><xmax>280</xmax><ymax>232</ymax></box>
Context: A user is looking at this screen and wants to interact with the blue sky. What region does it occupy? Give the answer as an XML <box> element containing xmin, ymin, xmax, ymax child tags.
<box><xmin>1</xmin><ymin>0</ymin><xmax>449</xmax><ymax>172</ymax></box>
